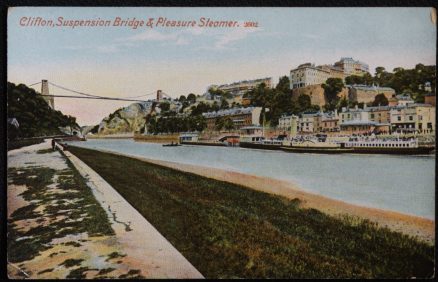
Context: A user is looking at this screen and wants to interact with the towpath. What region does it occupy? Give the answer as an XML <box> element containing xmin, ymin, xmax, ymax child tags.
<box><xmin>7</xmin><ymin>140</ymin><xmax>203</xmax><ymax>279</ymax></box>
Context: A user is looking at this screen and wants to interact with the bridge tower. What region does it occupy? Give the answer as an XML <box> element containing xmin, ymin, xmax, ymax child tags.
<box><xmin>41</xmin><ymin>80</ymin><xmax>55</xmax><ymax>109</ymax></box>
<box><xmin>156</xmin><ymin>90</ymin><xmax>163</xmax><ymax>101</ymax></box>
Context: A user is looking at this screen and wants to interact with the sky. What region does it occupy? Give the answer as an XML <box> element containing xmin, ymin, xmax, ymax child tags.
<box><xmin>8</xmin><ymin>7</ymin><xmax>437</xmax><ymax>126</ymax></box>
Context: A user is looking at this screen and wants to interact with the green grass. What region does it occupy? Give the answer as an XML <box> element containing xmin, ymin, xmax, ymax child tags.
<box><xmin>104</xmin><ymin>251</ymin><xmax>126</xmax><ymax>262</ymax></box>
<box><xmin>60</xmin><ymin>258</ymin><xmax>84</xmax><ymax>268</ymax></box>
<box><xmin>68</xmin><ymin>146</ymin><xmax>435</xmax><ymax>279</ymax></box>
<box><xmin>36</xmin><ymin>148</ymin><xmax>55</xmax><ymax>154</ymax></box>
<box><xmin>7</xmin><ymin>159</ymin><xmax>114</xmax><ymax>263</ymax></box>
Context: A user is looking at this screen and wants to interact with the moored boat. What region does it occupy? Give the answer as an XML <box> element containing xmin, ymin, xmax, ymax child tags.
<box><xmin>239</xmin><ymin>126</ymin><xmax>284</xmax><ymax>150</ymax></box>
<box><xmin>281</xmin><ymin>139</ymin><xmax>353</xmax><ymax>154</ymax></box>
<box><xmin>344</xmin><ymin>136</ymin><xmax>435</xmax><ymax>155</ymax></box>
<box><xmin>181</xmin><ymin>141</ymin><xmax>226</xmax><ymax>147</ymax></box>
<box><xmin>239</xmin><ymin>138</ymin><xmax>284</xmax><ymax>150</ymax></box>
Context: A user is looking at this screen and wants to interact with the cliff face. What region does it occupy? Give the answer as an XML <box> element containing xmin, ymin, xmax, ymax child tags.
<box><xmin>97</xmin><ymin>102</ymin><xmax>154</xmax><ymax>135</ymax></box>
<box><xmin>292</xmin><ymin>84</ymin><xmax>348</xmax><ymax>107</ymax></box>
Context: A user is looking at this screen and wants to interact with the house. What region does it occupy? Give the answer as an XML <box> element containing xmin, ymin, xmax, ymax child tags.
<box><xmin>202</xmin><ymin>106</ymin><xmax>263</xmax><ymax>131</ymax></box>
<box><xmin>390</xmin><ymin>104</ymin><xmax>435</xmax><ymax>134</ymax></box>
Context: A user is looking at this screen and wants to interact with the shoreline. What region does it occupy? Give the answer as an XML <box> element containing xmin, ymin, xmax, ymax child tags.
<box><xmin>86</xmin><ymin>147</ymin><xmax>435</xmax><ymax>244</ymax></box>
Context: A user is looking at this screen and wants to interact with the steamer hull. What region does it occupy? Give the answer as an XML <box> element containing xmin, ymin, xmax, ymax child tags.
<box><xmin>239</xmin><ymin>142</ymin><xmax>282</xmax><ymax>150</ymax></box>
<box><xmin>349</xmin><ymin>146</ymin><xmax>435</xmax><ymax>155</ymax></box>
<box><xmin>280</xmin><ymin>146</ymin><xmax>353</xmax><ymax>154</ymax></box>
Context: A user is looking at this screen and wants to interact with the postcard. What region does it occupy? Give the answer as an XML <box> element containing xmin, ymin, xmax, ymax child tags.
<box><xmin>6</xmin><ymin>6</ymin><xmax>436</xmax><ymax>279</ymax></box>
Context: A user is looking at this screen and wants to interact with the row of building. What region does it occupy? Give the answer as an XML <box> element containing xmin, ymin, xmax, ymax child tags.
<box><xmin>203</xmin><ymin>57</ymin><xmax>369</xmax><ymax>100</ymax></box>
<box><xmin>278</xmin><ymin>102</ymin><xmax>435</xmax><ymax>135</ymax></box>
<box><xmin>200</xmin><ymin>95</ymin><xmax>435</xmax><ymax>135</ymax></box>
<box><xmin>140</xmin><ymin>57</ymin><xmax>433</xmax><ymax>121</ymax></box>
<box><xmin>202</xmin><ymin>106</ymin><xmax>263</xmax><ymax>130</ymax></box>
<box><xmin>202</xmin><ymin>58</ymin><xmax>400</xmax><ymax>108</ymax></box>
<box><xmin>207</xmin><ymin>77</ymin><xmax>273</xmax><ymax>97</ymax></box>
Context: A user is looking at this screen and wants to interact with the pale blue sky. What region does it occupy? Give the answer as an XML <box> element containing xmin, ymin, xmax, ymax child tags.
<box><xmin>8</xmin><ymin>7</ymin><xmax>436</xmax><ymax>125</ymax></box>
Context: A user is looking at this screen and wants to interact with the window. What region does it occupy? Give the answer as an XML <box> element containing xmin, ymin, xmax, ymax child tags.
<box><xmin>409</xmin><ymin>116</ymin><xmax>413</xmax><ymax>121</ymax></box>
<box><xmin>370</xmin><ymin>114</ymin><xmax>375</xmax><ymax>118</ymax></box>
<box><xmin>397</xmin><ymin>116</ymin><xmax>401</xmax><ymax>121</ymax></box>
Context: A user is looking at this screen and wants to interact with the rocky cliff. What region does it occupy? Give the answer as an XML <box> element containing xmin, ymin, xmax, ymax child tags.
<box><xmin>97</xmin><ymin>102</ymin><xmax>155</xmax><ymax>135</ymax></box>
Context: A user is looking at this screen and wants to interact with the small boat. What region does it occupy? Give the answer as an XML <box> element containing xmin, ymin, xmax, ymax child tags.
<box><xmin>162</xmin><ymin>143</ymin><xmax>181</xmax><ymax>147</ymax></box>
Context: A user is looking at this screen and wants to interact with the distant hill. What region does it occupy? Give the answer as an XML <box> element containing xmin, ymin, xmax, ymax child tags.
<box><xmin>7</xmin><ymin>82</ymin><xmax>79</xmax><ymax>139</ymax></box>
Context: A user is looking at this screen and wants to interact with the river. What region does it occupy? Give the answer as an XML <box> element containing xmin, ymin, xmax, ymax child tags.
<box><xmin>69</xmin><ymin>139</ymin><xmax>435</xmax><ymax>220</ymax></box>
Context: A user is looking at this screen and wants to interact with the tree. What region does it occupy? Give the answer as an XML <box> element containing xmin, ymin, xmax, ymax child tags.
<box><xmin>337</xmin><ymin>97</ymin><xmax>348</xmax><ymax>111</ymax></box>
<box><xmin>362</xmin><ymin>73</ymin><xmax>374</xmax><ymax>85</ymax></box>
<box><xmin>275</xmin><ymin>76</ymin><xmax>290</xmax><ymax>93</ymax></box>
<box><xmin>220</xmin><ymin>98</ymin><xmax>229</xmax><ymax>109</ymax></box>
<box><xmin>159</xmin><ymin>102</ymin><xmax>170</xmax><ymax>112</ymax></box>
<box><xmin>322</xmin><ymin>78</ymin><xmax>344</xmax><ymax>111</ymax></box>
<box><xmin>211</xmin><ymin>101</ymin><xmax>220</xmax><ymax>112</ymax></box>
<box><xmin>374</xmin><ymin>66</ymin><xmax>394</xmax><ymax>87</ymax></box>
<box><xmin>375</xmin><ymin>66</ymin><xmax>386</xmax><ymax>77</ymax></box>
<box><xmin>223</xmin><ymin>117</ymin><xmax>235</xmax><ymax>131</ymax></box>
<box><xmin>67</xmin><ymin>115</ymin><xmax>78</xmax><ymax>134</ymax></box>
<box><xmin>208</xmin><ymin>87</ymin><xmax>232</xmax><ymax>99</ymax></box>
<box><xmin>215</xmin><ymin>117</ymin><xmax>224</xmax><ymax>131</ymax></box>
<box><xmin>187</xmin><ymin>93</ymin><xmax>197</xmax><ymax>103</ymax></box>
<box><xmin>267</xmin><ymin>89</ymin><xmax>293</xmax><ymax>126</ymax></box>
<box><xmin>190</xmin><ymin>102</ymin><xmax>210</xmax><ymax>116</ymax></box>
<box><xmin>372</xmin><ymin>93</ymin><xmax>389</xmax><ymax>106</ymax></box>
<box><xmin>193</xmin><ymin>115</ymin><xmax>207</xmax><ymax>132</ymax></box>
<box><xmin>297</xmin><ymin>94</ymin><xmax>311</xmax><ymax>112</ymax></box>
<box><xmin>7</xmin><ymin>82</ymin><xmax>80</xmax><ymax>138</ymax></box>
<box><xmin>179</xmin><ymin>95</ymin><xmax>186</xmax><ymax>102</ymax></box>
<box><xmin>345</xmin><ymin>74</ymin><xmax>373</xmax><ymax>86</ymax></box>
<box><xmin>345</xmin><ymin>75</ymin><xmax>363</xmax><ymax>85</ymax></box>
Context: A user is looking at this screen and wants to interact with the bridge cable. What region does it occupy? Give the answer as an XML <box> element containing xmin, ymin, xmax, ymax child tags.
<box><xmin>49</xmin><ymin>82</ymin><xmax>106</xmax><ymax>98</ymax></box>
<box><xmin>41</xmin><ymin>94</ymin><xmax>149</xmax><ymax>103</ymax></box>
<box><xmin>49</xmin><ymin>82</ymin><xmax>157</xmax><ymax>100</ymax></box>
<box><xmin>124</xmin><ymin>92</ymin><xmax>156</xmax><ymax>98</ymax></box>
<box><xmin>28</xmin><ymin>82</ymin><xmax>42</xmax><ymax>87</ymax></box>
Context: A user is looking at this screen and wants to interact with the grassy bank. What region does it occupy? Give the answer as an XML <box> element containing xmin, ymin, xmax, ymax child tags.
<box><xmin>69</xmin><ymin>146</ymin><xmax>434</xmax><ymax>279</ymax></box>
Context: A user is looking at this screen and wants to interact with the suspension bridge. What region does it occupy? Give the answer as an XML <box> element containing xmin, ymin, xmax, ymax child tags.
<box><xmin>28</xmin><ymin>80</ymin><xmax>174</xmax><ymax>110</ymax></box>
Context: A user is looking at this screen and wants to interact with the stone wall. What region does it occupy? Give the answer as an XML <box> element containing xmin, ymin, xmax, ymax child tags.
<box><xmin>292</xmin><ymin>84</ymin><xmax>348</xmax><ymax>107</ymax></box>
<box><xmin>349</xmin><ymin>88</ymin><xmax>395</xmax><ymax>104</ymax></box>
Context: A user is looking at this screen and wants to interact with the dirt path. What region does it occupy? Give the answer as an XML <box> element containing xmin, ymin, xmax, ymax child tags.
<box><xmin>93</xmin><ymin>149</ymin><xmax>434</xmax><ymax>245</ymax></box>
<box><xmin>7</xmin><ymin>140</ymin><xmax>203</xmax><ymax>279</ymax></box>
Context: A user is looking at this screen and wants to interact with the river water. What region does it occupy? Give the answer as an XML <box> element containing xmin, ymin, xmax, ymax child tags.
<box><xmin>70</xmin><ymin>139</ymin><xmax>435</xmax><ymax>220</ymax></box>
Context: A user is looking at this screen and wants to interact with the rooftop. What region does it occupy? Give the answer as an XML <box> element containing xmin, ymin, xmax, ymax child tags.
<box><xmin>340</xmin><ymin>120</ymin><xmax>378</xmax><ymax>126</ymax></box>
<box><xmin>346</xmin><ymin>84</ymin><xmax>395</xmax><ymax>91</ymax></box>
<box><xmin>240</xmin><ymin>126</ymin><xmax>263</xmax><ymax>130</ymax></box>
<box><xmin>395</xmin><ymin>94</ymin><xmax>414</xmax><ymax>101</ymax></box>
<box><xmin>202</xmin><ymin>106</ymin><xmax>259</xmax><ymax>118</ymax></box>
<box><xmin>214</xmin><ymin>78</ymin><xmax>272</xmax><ymax>88</ymax></box>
